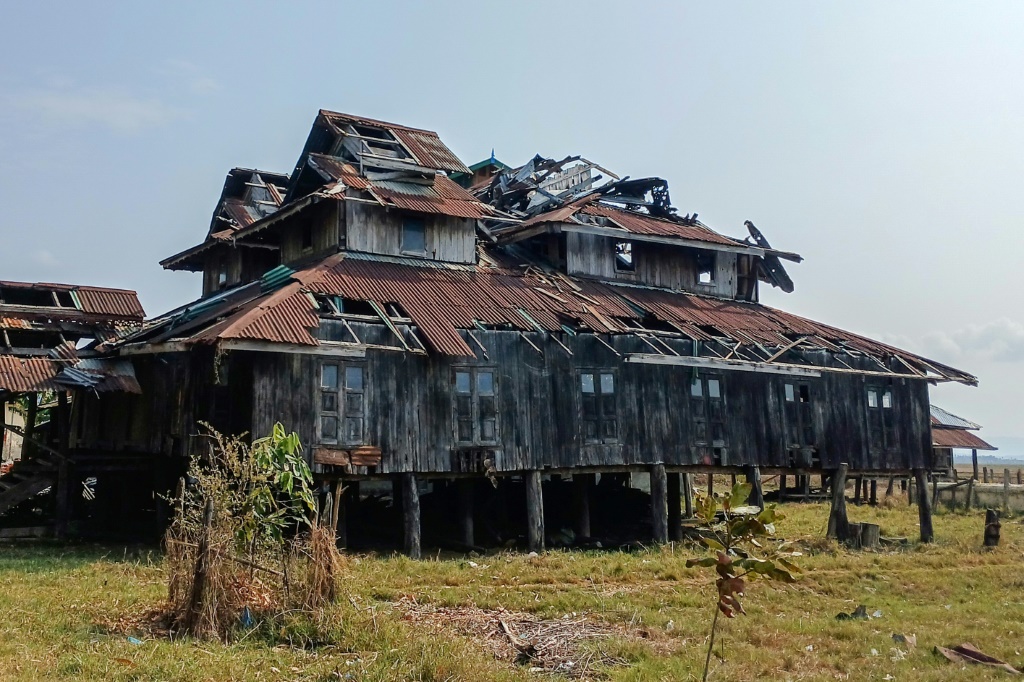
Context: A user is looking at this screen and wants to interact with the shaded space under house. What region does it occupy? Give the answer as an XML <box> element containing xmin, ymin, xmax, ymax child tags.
<box><xmin>3</xmin><ymin>109</ymin><xmax>980</xmax><ymax>551</ymax></box>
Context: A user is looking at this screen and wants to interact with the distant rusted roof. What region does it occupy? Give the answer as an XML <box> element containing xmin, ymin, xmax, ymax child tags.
<box><xmin>580</xmin><ymin>204</ymin><xmax>744</xmax><ymax>246</ymax></box>
<box><xmin>0</xmin><ymin>355</ymin><xmax>140</xmax><ymax>394</ymax></box>
<box><xmin>930</xmin><ymin>404</ymin><xmax>982</xmax><ymax>430</ymax></box>
<box><xmin>0</xmin><ymin>281</ymin><xmax>144</xmax><ymax>322</ymax></box>
<box><xmin>932</xmin><ymin>427</ymin><xmax>996</xmax><ymax>450</ymax></box>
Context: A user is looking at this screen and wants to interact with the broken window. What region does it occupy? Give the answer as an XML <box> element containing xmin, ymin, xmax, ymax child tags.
<box><xmin>402</xmin><ymin>217</ymin><xmax>427</xmax><ymax>255</ymax></box>
<box><xmin>453</xmin><ymin>367</ymin><xmax>498</xmax><ymax>445</ymax></box>
<box><xmin>613</xmin><ymin>241</ymin><xmax>635</xmax><ymax>272</ymax></box>
<box><xmin>783</xmin><ymin>381</ymin><xmax>817</xmax><ymax>463</ymax></box>
<box><xmin>217</xmin><ymin>259</ymin><xmax>228</xmax><ymax>288</ymax></box>
<box><xmin>696</xmin><ymin>251</ymin><xmax>716</xmax><ymax>285</ymax></box>
<box><xmin>0</xmin><ymin>287</ymin><xmax>60</xmax><ymax>307</ymax></box>
<box><xmin>319</xmin><ymin>361</ymin><xmax>365</xmax><ymax>445</ymax></box>
<box><xmin>301</xmin><ymin>223</ymin><xmax>313</xmax><ymax>251</ymax></box>
<box><xmin>691</xmin><ymin>375</ymin><xmax>725</xmax><ymax>461</ymax></box>
<box><xmin>580</xmin><ymin>370</ymin><xmax>617</xmax><ymax>443</ymax></box>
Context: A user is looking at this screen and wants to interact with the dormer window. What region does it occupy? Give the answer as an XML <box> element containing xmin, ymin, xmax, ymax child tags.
<box><xmin>697</xmin><ymin>251</ymin><xmax>716</xmax><ymax>285</ymax></box>
<box><xmin>401</xmin><ymin>217</ymin><xmax>427</xmax><ymax>255</ymax></box>
<box><xmin>334</xmin><ymin>123</ymin><xmax>413</xmax><ymax>162</ymax></box>
<box><xmin>613</xmin><ymin>241</ymin><xmax>635</xmax><ymax>272</ymax></box>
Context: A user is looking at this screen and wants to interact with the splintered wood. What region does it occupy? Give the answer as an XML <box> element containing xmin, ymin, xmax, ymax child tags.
<box><xmin>394</xmin><ymin>596</ymin><xmax>644</xmax><ymax>678</ymax></box>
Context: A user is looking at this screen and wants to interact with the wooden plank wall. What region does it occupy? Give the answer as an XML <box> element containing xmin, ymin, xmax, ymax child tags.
<box><xmin>345</xmin><ymin>202</ymin><xmax>476</xmax><ymax>264</ymax></box>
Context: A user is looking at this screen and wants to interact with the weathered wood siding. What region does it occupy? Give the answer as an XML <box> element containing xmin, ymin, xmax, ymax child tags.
<box><xmin>243</xmin><ymin>324</ymin><xmax>933</xmax><ymax>475</ymax></box>
<box><xmin>565</xmin><ymin>232</ymin><xmax>738</xmax><ymax>298</ymax></box>
<box><xmin>280</xmin><ymin>203</ymin><xmax>341</xmax><ymax>265</ymax></box>
<box><xmin>345</xmin><ymin>202</ymin><xmax>476</xmax><ymax>264</ymax></box>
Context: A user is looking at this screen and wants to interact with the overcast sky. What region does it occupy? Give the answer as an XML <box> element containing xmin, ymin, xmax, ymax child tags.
<box><xmin>1</xmin><ymin>2</ymin><xmax>1021</xmax><ymax>453</ymax></box>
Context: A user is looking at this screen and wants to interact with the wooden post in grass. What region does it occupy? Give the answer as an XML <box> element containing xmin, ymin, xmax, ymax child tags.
<box><xmin>572</xmin><ymin>473</ymin><xmax>592</xmax><ymax>539</ymax></box>
<box><xmin>800</xmin><ymin>474</ymin><xmax>810</xmax><ymax>501</ymax></box>
<box><xmin>886</xmin><ymin>476</ymin><xmax>895</xmax><ymax>497</ymax></box>
<box><xmin>457</xmin><ymin>478</ymin><xmax>475</xmax><ymax>547</ymax></box>
<box><xmin>400</xmin><ymin>473</ymin><xmax>421</xmax><ymax>560</ymax></box>
<box><xmin>1004</xmin><ymin>469</ymin><xmax>1011</xmax><ymax>510</ymax></box>
<box><xmin>779</xmin><ymin>474</ymin><xmax>787</xmax><ymax>501</ymax></box>
<box><xmin>333</xmin><ymin>480</ymin><xmax>348</xmax><ymax>549</ymax></box>
<box><xmin>526</xmin><ymin>470</ymin><xmax>544</xmax><ymax>552</ymax></box>
<box><xmin>184</xmin><ymin>498</ymin><xmax>215</xmax><ymax>635</ymax></box>
<box><xmin>854</xmin><ymin>476</ymin><xmax>863</xmax><ymax>505</ymax></box>
<box><xmin>983</xmin><ymin>467</ymin><xmax>989</xmax><ymax>483</ymax></box>
<box><xmin>966</xmin><ymin>478</ymin><xmax>975</xmax><ymax>510</ymax></box>
<box><xmin>744</xmin><ymin>465</ymin><xmax>764</xmax><ymax>510</ymax></box>
<box><xmin>1018</xmin><ymin>470</ymin><xmax>1022</xmax><ymax>485</ymax></box>
<box><xmin>650</xmin><ymin>463</ymin><xmax>669</xmax><ymax>544</ymax></box>
<box><xmin>869</xmin><ymin>479</ymin><xmax>878</xmax><ymax>506</ymax></box>
<box><xmin>667</xmin><ymin>472</ymin><xmax>682</xmax><ymax>542</ymax></box>
<box><xmin>914</xmin><ymin>468</ymin><xmax>934</xmax><ymax>543</ymax></box>
<box><xmin>972</xmin><ymin>449</ymin><xmax>979</xmax><ymax>480</ymax></box>
<box><xmin>682</xmin><ymin>473</ymin><xmax>694</xmax><ymax>518</ymax></box>
<box><xmin>984</xmin><ymin>509</ymin><xmax>1001</xmax><ymax>547</ymax></box>
<box><xmin>707</xmin><ymin>472</ymin><xmax>714</xmax><ymax>498</ymax></box>
<box><xmin>826</xmin><ymin>463</ymin><xmax>849</xmax><ymax>541</ymax></box>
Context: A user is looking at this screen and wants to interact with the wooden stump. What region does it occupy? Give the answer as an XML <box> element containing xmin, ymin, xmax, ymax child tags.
<box><xmin>846</xmin><ymin>522</ymin><xmax>863</xmax><ymax>549</ymax></box>
<box><xmin>859</xmin><ymin>522</ymin><xmax>880</xmax><ymax>550</ymax></box>
<box><xmin>526</xmin><ymin>470</ymin><xmax>544</xmax><ymax>552</ymax></box>
<box><xmin>826</xmin><ymin>464</ymin><xmax>849</xmax><ymax>541</ymax></box>
<box><xmin>650</xmin><ymin>463</ymin><xmax>669</xmax><ymax>544</ymax></box>
<box><xmin>984</xmin><ymin>509</ymin><xmax>1001</xmax><ymax>547</ymax></box>
<box><xmin>457</xmin><ymin>478</ymin><xmax>475</xmax><ymax>547</ymax></box>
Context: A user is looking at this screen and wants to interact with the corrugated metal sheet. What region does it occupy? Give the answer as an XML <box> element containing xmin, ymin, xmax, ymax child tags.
<box><xmin>932</xmin><ymin>427</ymin><xmax>997</xmax><ymax>450</ymax></box>
<box><xmin>76</xmin><ymin>287</ymin><xmax>145</xmax><ymax>320</ymax></box>
<box><xmin>308</xmin><ymin>155</ymin><xmax>370</xmax><ymax>190</ymax></box>
<box><xmin>581</xmin><ymin>205</ymin><xmax>744</xmax><ymax>246</ymax></box>
<box><xmin>319</xmin><ymin>110</ymin><xmax>469</xmax><ymax>174</ymax></box>
<box><xmin>0</xmin><ymin>356</ymin><xmax>60</xmax><ymax>392</ymax></box>
<box><xmin>930</xmin><ymin>404</ymin><xmax>982</xmax><ymax>430</ymax></box>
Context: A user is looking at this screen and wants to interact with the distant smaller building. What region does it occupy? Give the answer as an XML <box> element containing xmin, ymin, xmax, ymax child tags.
<box><xmin>930</xmin><ymin>404</ymin><xmax>996</xmax><ymax>477</ymax></box>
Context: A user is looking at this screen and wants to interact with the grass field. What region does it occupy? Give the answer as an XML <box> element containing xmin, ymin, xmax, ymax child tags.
<box><xmin>1</xmin><ymin>499</ymin><xmax>1022</xmax><ymax>681</ymax></box>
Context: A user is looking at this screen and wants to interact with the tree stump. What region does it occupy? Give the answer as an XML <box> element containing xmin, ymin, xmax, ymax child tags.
<box><xmin>827</xmin><ymin>464</ymin><xmax>850</xmax><ymax>541</ymax></box>
<box><xmin>984</xmin><ymin>509</ymin><xmax>1001</xmax><ymax>547</ymax></box>
<box><xmin>859</xmin><ymin>523</ymin><xmax>880</xmax><ymax>549</ymax></box>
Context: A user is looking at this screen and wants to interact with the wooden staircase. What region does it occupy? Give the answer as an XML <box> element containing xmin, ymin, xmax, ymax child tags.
<box><xmin>0</xmin><ymin>455</ymin><xmax>57</xmax><ymax>516</ymax></box>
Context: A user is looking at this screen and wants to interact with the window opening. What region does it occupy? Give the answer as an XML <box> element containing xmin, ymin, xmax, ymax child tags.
<box><xmin>783</xmin><ymin>381</ymin><xmax>816</xmax><ymax>465</ymax></box>
<box><xmin>690</xmin><ymin>374</ymin><xmax>726</xmax><ymax>462</ymax></box>
<box><xmin>581</xmin><ymin>370</ymin><xmax>617</xmax><ymax>443</ymax></box>
<box><xmin>402</xmin><ymin>217</ymin><xmax>427</xmax><ymax>255</ymax></box>
<box><xmin>613</xmin><ymin>241</ymin><xmax>635</xmax><ymax>272</ymax></box>
<box><xmin>867</xmin><ymin>389</ymin><xmax>878</xmax><ymax>408</ymax></box>
<box><xmin>866</xmin><ymin>384</ymin><xmax>896</xmax><ymax>453</ymax></box>
<box><xmin>784</xmin><ymin>383</ymin><xmax>795</xmax><ymax>402</ymax></box>
<box><xmin>301</xmin><ymin>223</ymin><xmax>313</xmax><ymax>250</ymax></box>
<box><xmin>696</xmin><ymin>251</ymin><xmax>716</xmax><ymax>285</ymax></box>
<box><xmin>319</xmin><ymin>361</ymin><xmax>365</xmax><ymax>445</ymax></box>
<box><xmin>454</xmin><ymin>367</ymin><xmax>498</xmax><ymax>445</ymax></box>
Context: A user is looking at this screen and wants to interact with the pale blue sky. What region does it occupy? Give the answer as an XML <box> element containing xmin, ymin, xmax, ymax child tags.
<box><xmin>1</xmin><ymin>2</ymin><xmax>1021</xmax><ymax>451</ymax></box>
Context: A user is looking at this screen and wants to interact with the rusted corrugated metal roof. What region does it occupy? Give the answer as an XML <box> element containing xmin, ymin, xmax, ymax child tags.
<box><xmin>75</xmin><ymin>287</ymin><xmax>145</xmax><ymax>320</ymax></box>
<box><xmin>581</xmin><ymin>205</ymin><xmax>744</xmax><ymax>246</ymax></box>
<box><xmin>319</xmin><ymin>110</ymin><xmax>469</xmax><ymax>174</ymax></box>
<box><xmin>930</xmin><ymin>404</ymin><xmax>982</xmax><ymax>429</ymax></box>
<box><xmin>0</xmin><ymin>356</ymin><xmax>60</xmax><ymax>392</ymax></box>
<box><xmin>143</xmin><ymin>251</ymin><xmax>973</xmax><ymax>383</ymax></box>
<box><xmin>932</xmin><ymin>427</ymin><xmax>997</xmax><ymax>450</ymax></box>
<box><xmin>0</xmin><ymin>281</ymin><xmax>143</xmax><ymax>323</ymax></box>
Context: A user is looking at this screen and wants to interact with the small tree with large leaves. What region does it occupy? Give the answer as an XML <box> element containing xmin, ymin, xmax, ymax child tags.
<box><xmin>686</xmin><ymin>482</ymin><xmax>801</xmax><ymax>681</ymax></box>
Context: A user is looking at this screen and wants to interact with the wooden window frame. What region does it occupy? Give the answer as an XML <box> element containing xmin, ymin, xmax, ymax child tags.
<box><xmin>579</xmin><ymin>369</ymin><xmax>618</xmax><ymax>444</ymax></box>
<box><xmin>690</xmin><ymin>374</ymin><xmax>726</xmax><ymax>463</ymax></box>
<box><xmin>318</xmin><ymin>360</ymin><xmax>366</xmax><ymax>446</ymax></box>
<box><xmin>453</xmin><ymin>367</ymin><xmax>498</xmax><ymax>446</ymax></box>
<box><xmin>866</xmin><ymin>384</ymin><xmax>896</xmax><ymax>451</ymax></box>
<box><xmin>401</xmin><ymin>216</ymin><xmax>428</xmax><ymax>256</ymax></box>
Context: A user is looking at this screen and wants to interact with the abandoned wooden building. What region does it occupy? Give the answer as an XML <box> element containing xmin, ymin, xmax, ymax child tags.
<box><xmin>0</xmin><ymin>110</ymin><xmax>981</xmax><ymax>550</ymax></box>
<box><xmin>0</xmin><ymin>280</ymin><xmax>145</xmax><ymax>539</ymax></box>
<box><xmin>930</xmin><ymin>404</ymin><xmax>997</xmax><ymax>480</ymax></box>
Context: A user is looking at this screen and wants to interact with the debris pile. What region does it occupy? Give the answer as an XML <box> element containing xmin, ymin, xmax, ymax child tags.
<box><xmin>394</xmin><ymin>597</ymin><xmax>649</xmax><ymax>677</ymax></box>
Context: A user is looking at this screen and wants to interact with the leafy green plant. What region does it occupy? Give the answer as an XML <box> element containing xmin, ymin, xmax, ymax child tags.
<box><xmin>686</xmin><ymin>482</ymin><xmax>801</xmax><ymax>681</ymax></box>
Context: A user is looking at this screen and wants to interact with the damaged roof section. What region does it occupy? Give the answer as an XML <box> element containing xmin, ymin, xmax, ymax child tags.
<box><xmin>0</xmin><ymin>281</ymin><xmax>144</xmax><ymax>395</ymax></box>
<box><xmin>119</xmin><ymin>249</ymin><xmax>976</xmax><ymax>386</ymax></box>
<box><xmin>163</xmin><ymin>168</ymin><xmax>290</xmax><ymax>272</ymax></box>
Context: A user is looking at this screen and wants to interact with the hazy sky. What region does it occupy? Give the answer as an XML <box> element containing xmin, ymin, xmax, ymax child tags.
<box><xmin>1</xmin><ymin>2</ymin><xmax>1021</xmax><ymax>451</ymax></box>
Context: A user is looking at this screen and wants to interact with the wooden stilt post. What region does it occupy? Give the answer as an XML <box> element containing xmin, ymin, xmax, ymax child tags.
<box><xmin>334</xmin><ymin>481</ymin><xmax>348</xmax><ymax>549</ymax></box>
<box><xmin>23</xmin><ymin>396</ymin><xmax>37</xmax><ymax>461</ymax></box>
<box><xmin>667</xmin><ymin>472</ymin><xmax>681</xmax><ymax>542</ymax></box>
<box><xmin>0</xmin><ymin>398</ymin><xmax>6</xmax><ymax>460</ymax></box>
<box><xmin>730</xmin><ymin>473</ymin><xmax>737</xmax><ymax>489</ymax></box>
<box><xmin>914</xmin><ymin>468</ymin><xmax>934</xmax><ymax>543</ymax></box>
<box><xmin>827</xmin><ymin>464</ymin><xmax>849</xmax><ymax>541</ymax></box>
<box><xmin>983</xmin><ymin>467</ymin><xmax>989</xmax><ymax>483</ymax></box>
<box><xmin>869</xmin><ymin>479</ymin><xmax>878</xmax><ymax>506</ymax></box>
<box><xmin>744</xmin><ymin>465</ymin><xmax>764</xmax><ymax>510</ymax></box>
<box><xmin>886</xmin><ymin>476</ymin><xmax>895</xmax><ymax>497</ymax></box>
<box><xmin>572</xmin><ymin>473</ymin><xmax>592</xmax><ymax>539</ymax></box>
<box><xmin>457</xmin><ymin>478</ymin><xmax>475</xmax><ymax>547</ymax></box>
<box><xmin>707</xmin><ymin>472</ymin><xmax>714</xmax><ymax>498</ymax></box>
<box><xmin>400</xmin><ymin>473</ymin><xmax>421</xmax><ymax>559</ymax></box>
<box><xmin>1018</xmin><ymin>470</ymin><xmax>1022</xmax><ymax>485</ymax></box>
<box><xmin>800</xmin><ymin>474</ymin><xmax>810</xmax><ymax>501</ymax></box>
<box><xmin>682</xmin><ymin>473</ymin><xmax>694</xmax><ymax>518</ymax></box>
<box><xmin>972</xmin><ymin>449</ymin><xmax>979</xmax><ymax>480</ymax></box>
<box><xmin>779</xmin><ymin>474</ymin><xmax>787</xmax><ymax>501</ymax></box>
<box><xmin>650</xmin><ymin>463</ymin><xmax>669</xmax><ymax>544</ymax></box>
<box><xmin>526</xmin><ymin>470</ymin><xmax>544</xmax><ymax>552</ymax></box>
<box><xmin>854</xmin><ymin>476</ymin><xmax>863</xmax><ymax>505</ymax></box>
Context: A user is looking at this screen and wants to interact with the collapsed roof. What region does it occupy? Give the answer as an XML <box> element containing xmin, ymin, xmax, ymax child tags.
<box><xmin>0</xmin><ymin>281</ymin><xmax>144</xmax><ymax>395</ymax></box>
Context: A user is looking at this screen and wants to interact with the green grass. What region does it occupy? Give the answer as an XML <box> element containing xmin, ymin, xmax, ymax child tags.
<box><xmin>1</xmin><ymin>501</ymin><xmax>1023</xmax><ymax>680</ymax></box>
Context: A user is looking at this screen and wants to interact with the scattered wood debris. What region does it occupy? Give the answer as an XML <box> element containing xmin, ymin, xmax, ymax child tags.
<box><xmin>393</xmin><ymin>596</ymin><xmax>656</xmax><ymax>678</ymax></box>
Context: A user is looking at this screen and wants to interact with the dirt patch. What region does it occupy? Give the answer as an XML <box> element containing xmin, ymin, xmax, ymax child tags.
<box><xmin>393</xmin><ymin>596</ymin><xmax>660</xmax><ymax>678</ymax></box>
